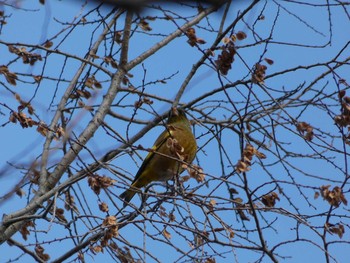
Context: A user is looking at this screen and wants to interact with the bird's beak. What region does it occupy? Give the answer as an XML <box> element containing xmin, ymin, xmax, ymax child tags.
<box><xmin>171</xmin><ymin>107</ymin><xmax>179</xmax><ymax>116</ymax></box>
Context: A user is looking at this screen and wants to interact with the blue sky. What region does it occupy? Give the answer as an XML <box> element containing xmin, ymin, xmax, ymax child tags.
<box><xmin>1</xmin><ymin>1</ymin><xmax>350</xmax><ymax>262</ymax></box>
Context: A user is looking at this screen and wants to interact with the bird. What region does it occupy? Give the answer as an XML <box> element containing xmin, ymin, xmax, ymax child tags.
<box><xmin>120</xmin><ymin>107</ymin><xmax>197</xmax><ymax>206</ymax></box>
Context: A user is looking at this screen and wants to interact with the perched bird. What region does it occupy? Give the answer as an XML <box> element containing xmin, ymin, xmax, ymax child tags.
<box><xmin>120</xmin><ymin>107</ymin><xmax>197</xmax><ymax>205</ymax></box>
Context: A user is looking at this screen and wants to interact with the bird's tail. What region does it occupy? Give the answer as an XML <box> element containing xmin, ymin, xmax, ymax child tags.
<box><xmin>119</xmin><ymin>188</ymin><xmax>137</xmax><ymax>207</ymax></box>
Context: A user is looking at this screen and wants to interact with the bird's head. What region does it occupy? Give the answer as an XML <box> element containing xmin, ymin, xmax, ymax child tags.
<box><xmin>167</xmin><ymin>107</ymin><xmax>191</xmax><ymax>127</ymax></box>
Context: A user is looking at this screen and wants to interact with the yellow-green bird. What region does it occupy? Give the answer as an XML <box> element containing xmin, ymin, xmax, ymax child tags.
<box><xmin>120</xmin><ymin>108</ymin><xmax>197</xmax><ymax>205</ymax></box>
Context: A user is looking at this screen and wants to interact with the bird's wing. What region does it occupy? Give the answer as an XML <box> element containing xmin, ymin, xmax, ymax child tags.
<box><xmin>131</xmin><ymin>128</ymin><xmax>172</xmax><ymax>184</ymax></box>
